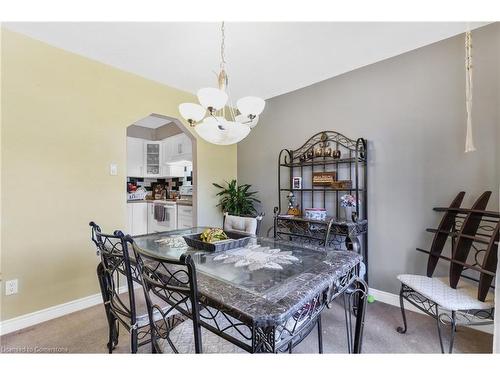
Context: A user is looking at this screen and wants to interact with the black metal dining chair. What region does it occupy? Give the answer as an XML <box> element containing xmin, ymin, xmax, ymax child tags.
<box><xmin>128</xmin><ymin>236</ymin><xmax>244</xmax><ymax>353</ymax></box>
<box><xmin>89</xmin><ymin>222</ymin><xmax>154</xmax><ymax>353</ymax></box>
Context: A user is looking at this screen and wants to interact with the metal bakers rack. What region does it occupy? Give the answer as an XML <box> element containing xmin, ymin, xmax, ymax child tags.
<box><xmin>273</xmin><ymin>131</ymin><xmax>368</xmax><ymax>280</ymax></box>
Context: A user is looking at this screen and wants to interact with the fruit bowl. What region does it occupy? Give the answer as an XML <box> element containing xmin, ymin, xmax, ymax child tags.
<box><xmin>183</xmin><ymin>231</ymin><xmax>250</xmax><ymax>252</ymax></box>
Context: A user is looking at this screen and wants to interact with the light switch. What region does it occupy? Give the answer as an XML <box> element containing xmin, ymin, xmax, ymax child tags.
<box><xmin>110</xmin><ymin>163</ymin><xmax>118</xmax><ymax>176</ymax></box>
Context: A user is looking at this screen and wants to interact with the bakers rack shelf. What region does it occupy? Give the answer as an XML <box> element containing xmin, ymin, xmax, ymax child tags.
<box><xmin>273</xmin><ymin>131</ymin><xmax>368</xmax><ymax>280</ymax></box>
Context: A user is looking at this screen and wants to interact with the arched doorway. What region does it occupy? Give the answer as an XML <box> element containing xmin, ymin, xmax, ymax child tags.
<box><xmin>125</xmin><ymin>113</ymin><xmax>197</xmax><ymax>235</ymax></box>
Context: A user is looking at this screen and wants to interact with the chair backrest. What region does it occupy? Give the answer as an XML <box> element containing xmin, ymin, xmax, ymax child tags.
<box><xmin>223</xmin><ymin>212</ymin><xmax>264</xmax><ymax>236</ymax></box>
<box><xmin>89</xmin><ymin>222</ymin><xmax>138</xmax><ymax>326</ymax></box>
<box><xmin>127</xmin><ymin>236</ymin><xmax>202</xmax><ymax>353</ymax></box>
<box><xmin>418</xmin><ymin>191</ymin><xmax>499</xmax><ymax>302</ymax></box>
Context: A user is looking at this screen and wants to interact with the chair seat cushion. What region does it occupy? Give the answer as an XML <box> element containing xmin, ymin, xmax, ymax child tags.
<box><xmin>397</xmin><ymin>274</ymin><xmax>494</xmax><ymax>311</ymax></box>
<box><xmin>159</xmin><ymin>320</ymin><xmax>245</xmax><ymax>353</ymax></box>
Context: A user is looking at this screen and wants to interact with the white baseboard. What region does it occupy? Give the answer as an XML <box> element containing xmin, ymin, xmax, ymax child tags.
<box><xmin>0</xmin><ymin>292</ymin><xmax>103</xmax><ymax>336</ymax></box>
<box><xmin>0</xmin><ymin>285</ymin><xmax>493</xmax><ymax>336</ymax></box>
<box><xmin>0</xmin><ymin>285</ymin><xmax>136</xmax><ymax>336</ymax></box>
<box><xmin>369</xmin><ymin>287</ymin><xmax>494</xmax><ymax>335</ymax></box>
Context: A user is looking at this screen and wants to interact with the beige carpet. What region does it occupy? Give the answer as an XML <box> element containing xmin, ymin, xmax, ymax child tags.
<box><xmin>0</xmin><ymin>294</ymin><xmax>492</xmax><ymax>354</ymax></box>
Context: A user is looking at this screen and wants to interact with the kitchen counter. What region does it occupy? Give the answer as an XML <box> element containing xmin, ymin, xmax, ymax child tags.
<box><xmin>176</xmin><ymin>200</ymin><xmax>193</xmax><ymax>206</ymax></box>
<box><xmin>127</xmin><ymin>199</ymin><xmax>161</xmax><ymax>203</ymax></box>
<box><xmin>127</xmin><ymin>199</ymin><xmax>192</xmax><ymax>206</ymax></box>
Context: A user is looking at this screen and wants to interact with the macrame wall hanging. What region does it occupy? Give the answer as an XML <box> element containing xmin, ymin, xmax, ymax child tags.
<box><xmin>464</xmin><ymin>30</ymin><xmax>476</xmax><ymax>153</ymax></box>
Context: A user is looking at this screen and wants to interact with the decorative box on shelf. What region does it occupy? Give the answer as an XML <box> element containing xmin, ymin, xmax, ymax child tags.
<box><xmin>304</xmin><ymin>208</ymin><xmax>327</xmax><ymax>221</ymax></box>
<box><xmin>331</xmin><ymin>180</ymin><xmax>352</xmax><ymax>189</ymax></box>
<box><xmin>312</xmin><ymin>172</ymin><xmax>336</xmax><ymax>186</ymax></box>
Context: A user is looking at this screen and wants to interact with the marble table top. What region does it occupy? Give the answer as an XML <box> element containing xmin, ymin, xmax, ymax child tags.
<box><xmin>133</xmin><ymin>227</ymin><xmax>362</xmax><ymax>326</ymax></box>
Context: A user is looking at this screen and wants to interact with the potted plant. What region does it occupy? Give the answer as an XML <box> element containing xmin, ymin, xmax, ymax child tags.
<box><xmin>340</xmin><ymin>194</ymin><xmax>357</xmax><ymax>222</ymax></box>
<box><xmin>213</xmin><ymin>179</ymin><xmax>261</xmax><ymax>216</ymax></box>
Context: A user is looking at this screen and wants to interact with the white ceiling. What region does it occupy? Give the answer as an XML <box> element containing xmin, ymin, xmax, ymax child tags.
<box><xmin>4</xmin><ymin>22</ymin><xmax>489</xmax><ymax>100</ymax></box>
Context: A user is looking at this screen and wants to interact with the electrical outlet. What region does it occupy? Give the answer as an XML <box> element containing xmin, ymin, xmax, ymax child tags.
<box><xmin>110</xmin><ymin>163</ymin><xmax>118</xmax><ymax>176</ymax></box>
<box><xmin>5</xmin><ymin>279</ymin><xmax>18</xmax><ymax>295</ymax></box>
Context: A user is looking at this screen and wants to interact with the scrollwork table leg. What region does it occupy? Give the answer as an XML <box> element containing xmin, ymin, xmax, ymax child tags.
<box><xmin>252</xmin><ymin>326</ymin><xmax>276</xmax><ymax>353</ymax></box>
<box><xmin>352</xmin><ymin>277</ymin><xmax>368</xmax><ymax>354</ymax></box>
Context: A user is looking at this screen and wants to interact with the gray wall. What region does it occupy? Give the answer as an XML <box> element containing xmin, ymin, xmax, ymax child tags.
<box><xmin>155</xmin><ymin>123</ymin><xmax>183</xmax><ymax>139</ymax></box>
<box><xmin>237</xmin><ymin>23</ymin><xmax>500</xmax><ymax>294</ymax></box>
<box><xmin>127</xmin><ymin>124</ymin><xmax>155</xmax><ymax>140</ymax></box>
<box><xmin>127</xmin><ymin>122</ymin><xmax>183</xmax><ymax>140</ymax></box>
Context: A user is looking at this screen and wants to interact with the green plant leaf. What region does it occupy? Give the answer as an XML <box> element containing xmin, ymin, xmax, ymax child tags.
<box><xmin>212</xmin><ymin>179</ymin><xmax>260</xmax><ymax>216</ymax></box>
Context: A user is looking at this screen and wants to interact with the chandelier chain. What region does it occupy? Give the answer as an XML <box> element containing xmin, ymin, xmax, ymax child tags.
<box><xmin>178</xmin><ymin>22</ymin><xmax>264</xmax><ymax>145</ymax></box>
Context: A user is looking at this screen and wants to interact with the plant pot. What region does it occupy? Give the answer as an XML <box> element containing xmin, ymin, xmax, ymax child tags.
<box><xmin>343</xmin><ymin>206</ymin><xmax>353</xmax><ymax>222</ymax></box>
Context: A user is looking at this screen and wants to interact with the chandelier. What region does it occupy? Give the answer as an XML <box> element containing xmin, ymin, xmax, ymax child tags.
<box><xmin>178</xmin><ymin>22</ymin><xmax>265</xmax><ymax>145</ymax></box>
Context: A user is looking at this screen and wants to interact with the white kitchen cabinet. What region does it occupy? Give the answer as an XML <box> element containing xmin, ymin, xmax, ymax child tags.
<box><xmin>127</xmin><ymin>136</ymin><xmax>191</xmax><ymax>178</ymax></box>
<box><xmin>177</xmin><ymin>205</ymin><xmax>193</xmax><ymax>229</ymax></box>
<box><xmin>127</xmin><ymin>203</ymin><xmax>134</xmax><ymax>234</ymax></box>
<box><xmin>162</xmin><ymin>164</ymin><xmax>185</xmax><ymax>178</ymax></box>
<box><xmin>127</xmin><ymin>137</ymin><xmax>144</xmax><ymax>177</ymax></box>
<box><xmin>143</xmin><ymin>141</ymin><xmax>163</xmax><ymax>178</ymax></box>
<box><xmin>127</xmin><ymin>202</ymin><xmax>148</xmax><ymax>236</ymax></box>
<box><xmin>160</xmin><ymin>139</ymin><xmax>170</xmax><ymax>165</ymax></box>
<box><xmin>175</xmin><ymin>133</ymin><xmax>192</xmax><ymax>159</ymax></box>
<box><xmin>162</xmin><ymin>133</ymin><xmax>192</xmax><ymax>164</ymax></box>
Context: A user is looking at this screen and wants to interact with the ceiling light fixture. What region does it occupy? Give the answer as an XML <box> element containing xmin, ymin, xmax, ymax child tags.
<box><xmin>178</xmin><ymin>22</ymin><xmax>265</xmax><ymax>145</ymax></box>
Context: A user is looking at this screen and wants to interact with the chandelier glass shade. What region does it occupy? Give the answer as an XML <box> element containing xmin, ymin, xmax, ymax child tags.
<box><xmin>235</xmin><ymin>114</ymin><xmax>259</xmax><ymax>128</ymax></box>
<box><xmin>197</xmin><ymin>88</ymin><xmax>229</xmax><ymax>111</ymax></box>
<box><xmin>195</xmin><ymin>117</ymin><xmax>251</xmax><ymax>146</ymax></box>
<box><xmin>236</xmin><ymin>96</ymin><xmax>265</xmax><ymax>118</ymax></box>
<box><xmin>178</xmin><ymin>103</ymin><xmax>206</xmax><ymax>123</ymax></box>
<box><xmin>178</xmin><ymin>22</ymin><xmax>265</xmax><ymax>145</ymax></box>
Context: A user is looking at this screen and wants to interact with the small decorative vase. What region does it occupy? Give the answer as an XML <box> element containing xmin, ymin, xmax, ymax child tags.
<box><xmin>344</xmin><ymin>206</ymin><xmax>353</xmax><ymax>222</ymax></box>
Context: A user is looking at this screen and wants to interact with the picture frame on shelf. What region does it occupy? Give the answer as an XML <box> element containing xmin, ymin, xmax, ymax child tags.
<box><xmin>292</xmin><ymin>176</ymin><xmax>302</xmax><ymax>189</ymax></box>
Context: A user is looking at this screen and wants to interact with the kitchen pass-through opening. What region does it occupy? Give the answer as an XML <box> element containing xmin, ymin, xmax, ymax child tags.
<box><xmin>125</xmin><ymin>113</ymin><xmax>197</xmax><ymax>236</ymax></box>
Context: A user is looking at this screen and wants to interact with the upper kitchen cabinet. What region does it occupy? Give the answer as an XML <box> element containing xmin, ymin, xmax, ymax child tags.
<box><xmin>126</xmin><ymin>133</ymin><xmax>192</xmax><ymax>178</ymax></box>
<box><xmin>127</xmin><ymin>137</ymin><xmax>144</xmax><ymax>177</ymax></box>
<box><xmin>162</xmin><ymin>133</ymin><xmax>192</xmax><ymax>164</ymax></box>
<box><xmin>144</xmin><ymin>141</ymin><xmax>163</xmax><ymax>178</ymax></box>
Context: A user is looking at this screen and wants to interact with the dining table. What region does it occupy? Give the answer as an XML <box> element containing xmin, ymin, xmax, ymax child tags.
<box><xmin>132</xmin><ymin>227</ymin><xmax>368</xmax><ymax>353</ymax></box>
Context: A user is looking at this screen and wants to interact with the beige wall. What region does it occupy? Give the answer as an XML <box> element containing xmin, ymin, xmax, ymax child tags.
<box><xmin>238</xmin><ymin>23</ymin><xmax>500</xmax><ymax>294</ymax></box>
<box><xmin>0</xmin><ymin>29</ymin><xmax>236</xmax><ymax>320</ymax></box>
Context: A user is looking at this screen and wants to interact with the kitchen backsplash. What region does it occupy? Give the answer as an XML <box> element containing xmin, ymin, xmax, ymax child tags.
<box><xmin>127</xmin><ymin>176</ymin><xmax>191</xmax><ymax>193</ymax></box>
